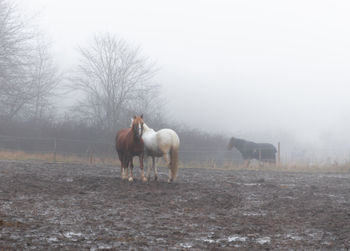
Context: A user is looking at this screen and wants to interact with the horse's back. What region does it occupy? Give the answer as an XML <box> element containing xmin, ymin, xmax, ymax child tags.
<box><xmin>157</xmin><ymin>129</ymin><xmax>180</xmax><ymax>149</ymax></box>
<box><xmin>257</xmin><ymin>143</ymin><xmax>276</xmax><ymax>152</ymax></box>
<box><xmin>257</xmin><ymin>143</ymin><xmax>276</xmax><ymax>161</ymax></box>
<box><xmin>142</xmin><ymin>127</ymin><xmax>179</xmax><ymax>156</ymax></box>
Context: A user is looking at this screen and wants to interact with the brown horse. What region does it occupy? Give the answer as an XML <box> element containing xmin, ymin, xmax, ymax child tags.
<box><xmin>115</xmin><ymin>115</ymin><xmax>146</xmax><ymax>182</ymax></box>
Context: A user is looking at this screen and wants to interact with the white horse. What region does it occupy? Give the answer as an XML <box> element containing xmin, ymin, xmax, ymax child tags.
<box><xmin>142</xmin><ymin>123</ymin><xmax>180</xmax><ymax>182</ymax></box>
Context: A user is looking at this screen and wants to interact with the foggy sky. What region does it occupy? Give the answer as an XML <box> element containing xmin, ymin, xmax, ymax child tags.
<box><xmin>19</xmin><ymin>0</ymin><xmax>350</xmax><ymax>149</ymax></box>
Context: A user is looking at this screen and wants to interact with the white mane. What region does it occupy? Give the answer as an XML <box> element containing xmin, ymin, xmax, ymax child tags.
<box><xmin>143</xmin><ymin>123</ymin><xmax>155</xmax><ymax>133</ymax></box>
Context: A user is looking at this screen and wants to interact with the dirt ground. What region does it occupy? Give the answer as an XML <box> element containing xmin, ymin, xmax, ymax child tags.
<box><xmin>0</xmin><ymin>161</ymin><xmax>350</xmax><ymax>250</ymax></box>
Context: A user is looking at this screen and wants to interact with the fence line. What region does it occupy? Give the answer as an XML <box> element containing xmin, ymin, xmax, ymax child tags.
<box><xmin>0</xmin><ymin>134</ymin><xmax>348</xmax><ymax>166</ymax></box>
<box><xmin>0</xmin><ymin>134</ymin><xmax>115</xmax><ymax>146</ymax></box>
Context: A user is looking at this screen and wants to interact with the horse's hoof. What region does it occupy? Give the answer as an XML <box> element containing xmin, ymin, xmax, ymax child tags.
<box><xmin>154</xmin><ymin>176</ymin><xmax>158</xmax><ymax>181</ymax></box>
<box><xmin>142</xmin><ymin>177</ymin><xmax>147</xmax><ymax>182</ymax></box>
<box><xmin>168</xmin><ymin>178</ymin><xmax>173</xmax><ymax>183</ymax></box>
<box><xmin>128</xmin><ymin>177</ymin><xmax>134</xmax><ymax>182</ymax></box>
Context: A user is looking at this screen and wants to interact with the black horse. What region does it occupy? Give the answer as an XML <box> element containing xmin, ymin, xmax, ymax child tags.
<box><xmin>228</xmin><ymin>137</ymin><xmax>276</xmax><ymax>166</ymax></box>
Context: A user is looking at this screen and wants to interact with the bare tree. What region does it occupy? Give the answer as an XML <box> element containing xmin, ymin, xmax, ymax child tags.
<box><xmin>24</xmin><ymin>40</ymin><xmax>62</xmax><ymax>121</ymax></box>
<box><xmin>72</xmin><ymin>33</ymin><xmax>160</xmax><ymax>132</ymax></box>
<box><xmin>0</xmin><ymin>0</ymin><xmax>61</xmax><ymax>121</ymax></box>
<box><xmin>0</xmin><ymin>0</ymin><xmax>34</xmax><ymax>119</ymax></box>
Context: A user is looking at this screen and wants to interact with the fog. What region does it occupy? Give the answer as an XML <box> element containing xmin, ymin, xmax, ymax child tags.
<box><xmin>19</xmin><ymin>0</ymin><xmax>350</xmax><ymax>161</ymax></box>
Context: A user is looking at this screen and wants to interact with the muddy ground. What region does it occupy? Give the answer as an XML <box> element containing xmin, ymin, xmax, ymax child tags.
<box><xmin>0</xmin><ymin>161</ymin><xmax>350</xmax><ymax>250</ymax></box>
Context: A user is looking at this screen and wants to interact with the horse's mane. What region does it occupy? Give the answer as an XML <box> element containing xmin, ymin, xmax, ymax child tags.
<box><xmin>143</xmin><ymin>123</ymin><xmax>155</xmax><ymax>133</ymax></box>
<box><xmin>231</xmin><ymin>137</ymin><xmax>249</xmax><ymax>147</ymax></box>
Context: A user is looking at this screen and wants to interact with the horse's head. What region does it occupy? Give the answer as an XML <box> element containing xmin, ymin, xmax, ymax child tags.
<box><xmin>131</xmin><ymin>114</ymin><xmax>144</xmax><ymax>140</ymax></box>
<box><xmin>227</xmin><ymin>137</ymin><xmax>235</xmax><ymax>150</ymax></box>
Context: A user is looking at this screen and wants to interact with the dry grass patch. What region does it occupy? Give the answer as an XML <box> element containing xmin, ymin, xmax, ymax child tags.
<box><xmin>1</xmin><ymin>150</ymin><xmax>349</xmax><ymax>173</ymax></box>
<box><xmin>181</xmin><ymin>160</ymin><xmax>350</xmax><ymax>173</ymax></box>
<box><xmin>0</xmin><ymin>150</ymin><xmax>120</xmax><ymax>166</ymax></box>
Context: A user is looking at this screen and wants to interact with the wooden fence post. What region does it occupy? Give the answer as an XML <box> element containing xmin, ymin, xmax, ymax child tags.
<box><xmin>53</xmin><ymin>138</ymin><xmax>57</xmax><ymax>163</ymax></box>
<box><xmin>259</xmin><ymin>148</ymin><xmax>262</xmax><ymax>161</ymax></box>
<box><xmin>87</xmin><ymin>146</ymin><xmax>94</xmax><ymax>164</ymax></box>
<box><xmin>277</xmin><ymin>142</ymin><xmax>281</xmax><ymax>167</ymax></box>
<box><xmin>89</xmin><ymin>152</ymin><xmax>93</xmax><ymax>164</ymax></box>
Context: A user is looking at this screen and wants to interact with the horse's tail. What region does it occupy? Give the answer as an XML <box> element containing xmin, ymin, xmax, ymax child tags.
<box><xmin>170</xmin><ymin>146</ymin><xmax>179</xmax><ymax>181</ymax></box>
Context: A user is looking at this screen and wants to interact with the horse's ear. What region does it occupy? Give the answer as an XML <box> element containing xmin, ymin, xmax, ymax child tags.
<box><xmin>133</xmin><ymin>115</ymin><xmax>136</xmax><ymax>119</ymax></box>
<box><xmin>140</xmin><ymin>114</ymin><xmax>143</xmax><ymax>119</ymax></box>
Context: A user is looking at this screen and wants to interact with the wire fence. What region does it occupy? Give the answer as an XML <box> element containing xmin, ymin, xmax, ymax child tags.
<box><xmin>0</xmin><ymin>134</ymin><xmax>349</xmax><ymax>167</ymax></box>
<box><xmin>0</xmin><ymin>134</ymin><xmax>114</xmax><ymax>163</ymax></box>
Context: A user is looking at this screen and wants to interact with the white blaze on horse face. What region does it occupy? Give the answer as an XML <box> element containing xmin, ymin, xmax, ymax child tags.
<box><xmin>138</xmin><ymin>123</ymin><xmax>142</xmax><ymax>137</ymax></box>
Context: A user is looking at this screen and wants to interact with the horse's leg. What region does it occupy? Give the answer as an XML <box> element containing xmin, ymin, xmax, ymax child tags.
<box><xmin>120</xmin><ymin>156</ymin><xmax>124</xmax><ymax>179</ymax></box>
<box><xmin>121</xmin><ymin>155</ymin><xmax>128</xmax><ymax>180</ymax></box>
<box><xmin>121</xmin><ymin>163</ymin><xmax>125</xmax><ymax>179</ymax></box>
<box><xmin>163</xmin><ymin>152</ymin><xmax>170</xmax><ymax>165</ymax></box>
<box><xmin>126</xmin><ymin>158</ymin><xmax>130</xmax><ymax>178</ymax></box>
<box><xmin>124</xmin><ymin>157</ymin><xmax>130</xmax><ymax>180</ymax></box>
<box><xmin>118</xmin><ymin>152</ymin><xmax>124</xmax><ymax>179</ymax></box>
<box><xmin>144</xmin><ymin>155</ymin><xmax>150</xmax><ymax>181</ymax></box>
<box><xmin>152</xmin><ymin>156</ymin><xmax>158</xmax><ymax>181</ymax></box>
<box><xmin>163</xmin><ymin>152</ymin><xmax>173</xmax><ymax>182</ymax></box>
<box><xmin>139</xmin><ymin>153</ymin><xmax>146</xmax><ymax>182</ymax></box>
<box><xmin>128</xmin><ymin>157</ymin><xmax>134</xmax><ymax>182</ymax></box>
